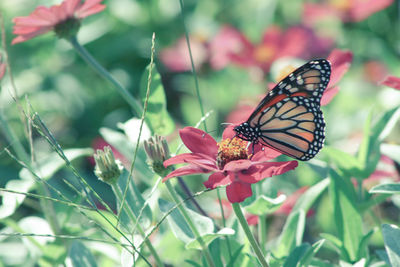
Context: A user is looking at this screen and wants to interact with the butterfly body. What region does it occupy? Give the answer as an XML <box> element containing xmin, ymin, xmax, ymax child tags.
<box><xmin>234</xmin><ymin>59</ymin><xmax>331</xmax><ymax>161</ymax></box>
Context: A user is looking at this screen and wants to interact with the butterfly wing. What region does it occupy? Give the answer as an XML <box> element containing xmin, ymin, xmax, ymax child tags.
<box><xmin>242</xmin><ymin>59</ymin><xmax>331</xmax><ymax>161</ymax></box>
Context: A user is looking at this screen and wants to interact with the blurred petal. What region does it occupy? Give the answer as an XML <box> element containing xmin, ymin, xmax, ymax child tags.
<box><xmin>0</xmin><ymin>63</ymin><xmax>6</xmax><ymax>81</ymax></box>
<box><xmin>328</xmin><ymin>49</ymin><xmax>353</xmax><ymax>87</ymax></box>
<box><xmin>203</xmin><ymin>172</ymin><xmax>232</xmax><ymax>189</ymax></box>
<box><xmin>350</xmin><ymin>0</ymin><xmax>394</xmax><ymax>22</ymax></box>
<box><xmin>380</xmin><ymin>76</ymin><xmax>400</xmax><ymax>90</ymax></box>
<box><xmin>321</xmin><ymin>86</ymin><xmax>339</xmax><ymax>106</ymax></box>
<box><xmin>179</xmin><ymin>127</ymin><xmax>218</xmax><ymax>158</ymax></box>
<box><xmin>210</xmin><ymin>25</ymin><xmax>253</xmax><ymax>70</ymax></box>
<box><xmin>226</xmin><ymin>181</ymin><xmax>253</xmax><ymax>203</ymax></box>
<box><xmin>163</xmin><ymin>164</ymin><xmax>210</xmax><ymax>181</ymax></box>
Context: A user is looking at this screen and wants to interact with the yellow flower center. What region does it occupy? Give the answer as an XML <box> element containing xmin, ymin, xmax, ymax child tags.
<box><xmin>217</xmin><ymin>138</ymin><xmax>250</xmax><ymax>169</ymax></box>
<box><xmin>276</xmin><ymin>65</ymin><xmax>296</xmax><ymax>82</ymax></box>
<box><xmin>329</xmin><ymin>0</ymin><xmax>351</xmax><ymax>11</ymax></box>
<box><xmin>253</xmin><ymin>45</ymin><xmax>275</xmax><ymax>63</ymax></box>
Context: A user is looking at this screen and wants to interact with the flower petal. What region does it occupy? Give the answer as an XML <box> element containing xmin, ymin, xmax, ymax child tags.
<box><xmin>179</xmin><ymin>127</ymin><xmax>218</xmax><ymax>158</ymax></box>
<box><xmin>380</xmin><ymin>75</ymin><xmax>400</xmax><ymax>90</ymax></box>
<box><xmin>163</xmin><ymin>164</ymin><xmax>210</xmax><ymax>182</ymax></box>
<box><xmin>321</xmin><ymin>86</ymin><xmax>339</xmax><ymax>106</ymax></box>
<box><xmin>238</xmin><ymin>161</ymin><xmax>298</xmax><ymax>183</ymax></box>
<box><xmin>203</xmin><ymin>172</ymin><xmax>232</xmax><ymax>189</ymax></box>
<box><xmin>349</xmin><ymin>0</ymin><xmax>394</xmax><ymax>22</ymax></box>
<box><xmin>328</xmin><ymin>49</ymin><xmax>353</xmax><ymax>87</ymax></box>
<box><xmin>226</xmin><ymin>181</ymin><xmax>253</xmax><ymax>203</ymax></box>
<box><xmin>163</xmin><ymin>153</ymin><xmax>217</xmax><ymax>171</ymax></box>
<box><xmin>224</xmin><ymin>159</ymin><xmax>252</xmax><ymax>172</ymax></box>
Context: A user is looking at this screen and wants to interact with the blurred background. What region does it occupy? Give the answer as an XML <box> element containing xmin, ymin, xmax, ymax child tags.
<box><xmin>1</xmin><ymin>0</ymin><xmax>400</xmax><ymax>265</ymax></box>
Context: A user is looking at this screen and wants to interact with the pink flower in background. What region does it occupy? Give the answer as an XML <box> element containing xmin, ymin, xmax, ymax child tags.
<box><xmin>210</xmin><ymin>25</ymin><xmax>332</xmax><ymax>73</ymax></box>
<box><xmin>160</xmin><ymin>36</ymin><xmax>208</xmax><ymax>72</ymax></box>
<box><xmin>163</xmin><ymin>127</ymin><xmax>297</xmax><ymax>203</ymax></box>
<box><xmin>209</xmin><ymin>25</ymin><xmax>253</xmax><ymax>70</ymax></box>
<box><xmin>0</xmin><ymin>55</ymin><xmax>6</xmax><ymax>81</ymax></box>
<box><xmin>303</xmin><ymin>0</ymin><xmax>394</xmax><ymax>24</ymax></box>
<box><xmin>12</xmin><ymin>0</ymin><xmax>106</xmax><ymax>44</ymax></box>
<box><xmin>363</xmin><ymin>60</ymin><xmax>389</xmax><ymax>85</ymax></box>
<box><xmin>320</xmin><ymin>49</ymin><xmax>353</xmax><ymax>105</ymax></box>
<box><xmin>380</xmin><ymin>76</ymin><xmax>400</xmax><ymax>90</ymax></box>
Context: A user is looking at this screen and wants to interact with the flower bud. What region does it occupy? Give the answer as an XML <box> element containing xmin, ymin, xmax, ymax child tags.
<box><xmin>94</xmin><ymin>146</ymin><xmax>123</xmax><ymax>184</ymax></box>
<box><xmin>144</xmin><ymin>135</ymin><xmax>171</xmax><ymax>177</ymax></box>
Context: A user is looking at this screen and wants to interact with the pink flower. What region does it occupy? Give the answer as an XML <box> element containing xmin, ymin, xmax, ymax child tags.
<box><xmin>0</xmin><ymin>55</ymin><xmax>6</xmax><ymax>81</ymax></box>
<box><xmin>12</xmin><ymin>0</ymin><xmax>106</xmax><ymax>44</ymax></box>
<box><xmin>160</xmin><ymin>35</ymin><xmax>208</xmax><ymax>72</ymax></box>
<box><xmin>303</xmin><ymin>0</ymin><xmax>394</xmax><ymax>24</ymax></box>
<box><xmin>320</xmin><ymin>49</ymin><xmax>353</xmax><ymax>105</ymax></box>
<box><xmin>163</xmin><ymin>127</ymin><xmax>298</xmax><ymax>203</ymax></box>
<box><xmin>209</xmin><ymin>25</ymin><xmax>332</xmax><ymax>73</ymax></box>
<box><xmin>363</xmin><ymin>60</ymin><xmax>389</xmax><ymax>85</ymax></box>
<box><xmin>380</xmin><ymin>76</ymin><xmax>400</xmax><ymax>90</ymax></box>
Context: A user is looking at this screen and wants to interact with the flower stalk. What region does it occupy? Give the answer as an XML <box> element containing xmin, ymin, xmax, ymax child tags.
<box><xmin>68</xmin><ymin>36</ymin><xmax>142</xmax><ymax>117</ymax></box>
<box><xmin>112</xmin><ymin>184</ymin><xmax>165</xmax><ymax>267</ymax></box>
<box><xmin>232</xmin><ymin>203</ymin><xmax>269</xmax><ymax>267</ymax></box>
<box><xmin>164</xmin><ymin>180</ymin><xmax>216</xmax><ymax>267</ymax></box>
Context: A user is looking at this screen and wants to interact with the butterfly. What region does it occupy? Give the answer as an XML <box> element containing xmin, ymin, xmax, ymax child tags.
<box><xmin>234</xmin><ymin>59</ymin><xmax>331</xmax><ymax>161</ymax></box>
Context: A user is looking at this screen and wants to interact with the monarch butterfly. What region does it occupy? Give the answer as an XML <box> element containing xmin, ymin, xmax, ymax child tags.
<box><xmin>234</xmin><ymin>59</ymin><xmax>331</xmax><ymax>161</ymax></box>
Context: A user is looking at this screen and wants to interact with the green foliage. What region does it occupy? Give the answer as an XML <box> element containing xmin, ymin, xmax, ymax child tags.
<box><xmin>139</xmin><ymin>64</ymin><xmax>175</xmax><ymax>135</ymax></box>
<box><xmin>382</xmin><ymin>224</ymin><xmax>400</xmax><ymax>266</ymax></box>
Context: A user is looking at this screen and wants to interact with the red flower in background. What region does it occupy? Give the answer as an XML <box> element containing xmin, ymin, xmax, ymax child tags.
<box><xmin>12</xmin><ymin>0</ymin><xmax>105</xmax><ymax>44</ymax></box>
<box><xmin>381</xmin><ymin>76</ymin><xmax>400</xmax><ymax>91</ymax></box>
<box><xmin>163</xmin><ymin>127</ymin><xmax>297</xmax><ymax>203</ymax></box>
<box><xmin>160</xmin><ymin>35</ymin><xmax>208</xmax><ymax>72</ymax></box>
<box><xmin>363</xmin><ymin>60</ymin><xmax>389</xmax><ymax>85</ymax></box>
<box><xmin>275</xmin><ymin>187</ymin><xmax>314</xmax><ymax>217</ymax></box>
<box><xmin>226</xmin><ymin>49</ymin><xmax>353</xmax><ymax>124</ymax></box>
<box><xmin>209</xmin><ymin>25</ymin><xmax>332</xmax><ymax>73</ymax></box>
<box><xmin>303</xmin><ymin>0</ymin><xmax>394</xmax><ymax>24</ymax></box>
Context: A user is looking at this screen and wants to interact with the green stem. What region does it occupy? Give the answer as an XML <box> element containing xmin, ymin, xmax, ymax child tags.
<box><xmin>112</xmin><ymin>184</ymin><xmax>165</xmax><ymax>267</ymax></box>
<box><xmin>232</xmin><ymin>203</ymin><xmax>269</xmax><ymax>267</ymax></box>
<box><xmin>178</xmin><ymin>0</ymin><xmax>207</xmax><ymax>132</ymax></box>
<box><xmin>68</xmin><ymin>36</ymin><xmax>142</xmax><ymax>117</ymax></box>
<box><xmin>256</xmin><ymin>184</ymin><xmax>266</xmax><ymax>252</ymax></box>
<box><xmin>217</xmin><ymin>189</ymin><xmax>232</xmax><ymax>258</ymax></box>
<box><xmin>165</xmin><ymin>181</ymin><xmax>215</xmax><ymax>267</ymax></box>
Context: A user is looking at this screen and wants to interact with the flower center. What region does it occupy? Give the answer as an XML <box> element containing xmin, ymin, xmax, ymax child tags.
<box><xmin>54</xmin><ymin>17</ymin><xmax>81</xmax><ymax>39</ymax></box>
<box><xmin>216</xmin><ymin>137</ymin><xmax>249</xmax><ymax>169</ymax></box>
<box><xmin>253</xmin><ymin>45</ymin><xmax>275</xmax><ymax>63</ymax></box>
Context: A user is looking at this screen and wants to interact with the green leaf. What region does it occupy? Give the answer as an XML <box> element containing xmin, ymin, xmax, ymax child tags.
<box><xmin>369</xmin><ymin>183</ymin><xmax>400</xmax><ymax>194</ymax></box>
<box><xmin>158</xmin><ymin>198</ymin><xmax>214</xmax><ymax>245</ymax></box>
<box><xmin>358</xmin><ymin>107</ymin><xmax>400</xmax><ymax>178</ymax></box>
<box><xmin>320</xmin><ymin>233</ymin><xmax>343</xmax><ymax>250</ymax></box>
<box><xmin>298</xmin><ymin>239</ymin><xmax>326</xmax><ymax>267</ymax></box>
<box><xmin>357</xmin><ymin>229</ymin><xmax>376</xmax><ymax>259</ymax></box>
<box><xmin>291</xmin><ymin>178</ymin><xmax>330</xmax><ymax>213</ymax></box>
<box><xmin>0</xmin><ymin>148</ymin><xmax>92</xmax><ymax>219</ymax></box>
<box><xmin>244</xmin><ymin>194</ymin><xmax>286</xmax><ymax>215</ymax></box>
<box><xmin>382</xmin><ymin>224</ymin><xmax>400</xmax><ymax>266</ymax></box>
<box><xmin>273</xmin><ymin>210</ymin><xmax>306</xmax><ymax>258</ymax></box>
<box><xmin>140</xmin><ymin>64</ymin><xmax>175</xmax><ymax>135</ymax></box>
<box><xmin>329</xmin><ymin>169</ymin><xmax>363</xmax><ymax>262</ymax></box>
<box><xmin>283</xmin><ymin>243</ymin><xmax>310</xmax><ymax>267</ymax></box>
<box><xmin>115</xmin><ymin>169</ymin><xmax>152</xmax><ymax>230</ymax></box>
<box><xmin>323</xmin><ymin>146</ymin><xmax>364</xmax><ymax>178</ymax></box>
<box><xmin>68</xmin><ymin>241</ymin><xmax>97</xmax><ymax>267</ymax></box>
<box><xmin>186</xmin><ymin>228</ymin><xmax>235</xmax><ymax>249</ymax></box>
